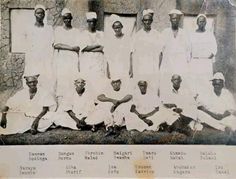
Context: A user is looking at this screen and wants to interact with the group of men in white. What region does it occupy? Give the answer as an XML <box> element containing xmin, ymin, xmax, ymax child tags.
<box><xmin>1</xmin><ymin>4</ymin><xmax>236</xmax><ymax>137</ymax></box>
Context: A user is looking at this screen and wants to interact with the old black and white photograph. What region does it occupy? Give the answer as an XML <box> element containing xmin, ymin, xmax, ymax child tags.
<box><xmin>1</xmin><ymin>0</ymin><xmax>236</xmax><ymax>145</ymax></box>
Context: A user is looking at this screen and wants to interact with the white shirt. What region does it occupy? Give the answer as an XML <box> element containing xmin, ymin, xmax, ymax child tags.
<box><xmin>191</xmin><ymin>31</ymin><xmax>217</xmax><ymax>58</ymax></box>
<box><xmin>104</xmin><ymin>34</ymin><xmax>132</xmax><ymax>78</ymax></box>
<box><xmin>160</xmin><ymin>28</ymin><xmax>191</xmax><ymax>74</ymax></box>
<box><xmin>6</xmin><ymin>87</ymin><xmax>56</xmax><ymax>118</ymax></box>
<box><xmin>132</xmin><ymin>89</ymin><xmax>159</xmax><ymax>114</ymax></box>
<box><xmin>24</xmin><ymin>25</ymin><xmax>54</xmax><ymax>84</ymax></box>
<box><xmin>161</xmin><ymin>87</ymin><xmax>197</xmax><ymax>119</ymax></box>
<box><xmin>131</xmin><ymin>28</ymin><xmax>161</xmax><ymax>75</ymax></box>
<box><xmin>197</xmin><ymin>88</ymin><xmax>236</xmax><ymax>114</ymax></box>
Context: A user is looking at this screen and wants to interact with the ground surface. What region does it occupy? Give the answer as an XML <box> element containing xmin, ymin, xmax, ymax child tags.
<box><xmin>0</xmin><ymin>126</ymin><xmax>235</xmax><ymax>145</ymax></box>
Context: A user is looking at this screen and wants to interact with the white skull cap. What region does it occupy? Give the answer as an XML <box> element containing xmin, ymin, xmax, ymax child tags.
<box><xmin>142</xmin><ymin>9</ymin><xmax>154</xmax><ymax>18</ymax></box>
<box><xmin>86</xmin><ymin>12</ymin><xmax>97</xmax><ymax>20</ymax></box>
<box><xmin>34</xmin><ymin>4</ymin><xmax>46</xmax><ymax>11</ymax></box>
<box><xmin>61</xmin><ymin>8</ymin><xmax>72</xmax><ymax>16</ymax></box>
<box><xmin>168</xmin><ymin>9</ymin><xmax>183</xmax><ymax>16</ymax></box>
<box><xmin>212</xmin><ymin>72</ymin><xmax>225</xmax><ymax>82</ymax></box>
<box><xmin>110</xmin><ymin>14</ymin><xmax>122</xmax><ymax>25</ymax></box>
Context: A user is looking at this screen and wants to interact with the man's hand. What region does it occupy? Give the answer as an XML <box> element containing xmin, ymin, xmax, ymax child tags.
<box><xmin>110</xmin><ymin>104</ymin><xmax>118</xmax><ymax>113</ymax></box>
<box><xmin>223</xmin><ymin>110</ymin><xmax>231</xmax><ymax>118</ymax></box>
<box><xmin>173</xmin><ymin>108</ymin><xmax>183</xmax><ymax>114</ymax></box>
<box><xmin>208</xmin><ymin>53</ymin><xmax>214</xmax><ymax>59</ymax></box>
<box><xmin>31</xmin><ymin>118</ymin><xmax>39</xmax><ymax>135</ymax></box>
<box><xmin>73</xmin><ymin>46</ymin><xmax>80</xmax><ymax>53</ymax></box>
<box><xmin>0</xmin><ymin>115</ymin><xmax>7</xmax><ymax>128</ymax></box>
<box><xmin>143</xmin><ymin>119</ymin><xmax>153</xmax><ymax>126</ymax></box>
<box><xmin>197</xmin><ymin>105</ymin><xmax>206</xmax><ymax>111</ymax></box>
<box><xmin>130</xmin><ymin>104</ymin><xmax>136</xmax><ymax>112</ymax></box>
<box><xmin>164</xmin><ymin>104</ymin><xmax>177</xmax><ymax>108</ymax></box>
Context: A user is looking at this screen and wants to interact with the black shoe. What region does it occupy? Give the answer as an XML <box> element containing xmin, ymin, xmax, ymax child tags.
<box><xmin>113</xmin><ymin>125</ymin><xmax>120</xmax><ymax>138</ymax></box>
<box><xmin>105</xmin><ymin>127</ymin><xmax>114</xmax><ymax>137</ymax></box>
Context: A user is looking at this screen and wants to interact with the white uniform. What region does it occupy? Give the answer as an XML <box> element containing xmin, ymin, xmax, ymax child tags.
<box><xmin>0</xmin><ymin>87</ymin><xmax>56</xmax><ymax>135</ymax></box>
<box><xmin>190</xmin><ymin>31</ymin><xmax>217</xmax><ymax>95</ymax></box>
<box><xmin>53</xmin><ymin>87</ymin><xmax>104</xmax><ymax>130</ymax></box>
<box><xmin>53</xmin><ymin>26</ymin><xmax>82</xmax><ymax>97</ymax></box>
<box><xmin>131</xmin><ymin>29</ymin><xmax>161</xmax><ymax>78</ymax></box>
<box><xmin>80</xmin><ymin>30</ymin><xmax>105</xmax><ymax>79</ymax></box>
<box><xmin>104</xmin><ymin>34</ymin><xmax>132</xmax><ymax>78</ymax></box>
<box><xmin>126</xmin><ymin>88</ymin><xmax>159</xmax><ymax>132</ymax></box>
<box><xmin>160</xmin><ymin>28</ymin><xmax>192</xmax><ymax>94</ymax></box>
<box><xmin>25</xmin><ymin>25</ymin><xmax>54</xmax><ymax>92</ymax></box>
<box><xmin>99</xmin><ymin>82</ymin><xmax>131</xmax><ymax>128</ymax></box>
<box><xmin>149</xmin><ymin>86</ymin><xmax>197</xmax><ymax>130</ymax></box>
<box><xmin>196</xmin><ymin>88</ymin><xmax>236</xmax><ymax>131</ymax></box>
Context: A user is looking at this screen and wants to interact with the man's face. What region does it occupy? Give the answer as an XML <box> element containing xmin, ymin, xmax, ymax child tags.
<box><xmin>112</xmin><ymin>21</ymin><xmax>123</xmax><ymax>36</ymax></box>
<box><xmin>170</xmin><ymin>14</ymin><xmax>180</xmax><ymax>29</ymax></box>
<box><xmin>142</xmin><ymin>15</ymin><xmax>153</xmax><ymax>30</ymax></box>
<box><xmin>63</xmin><ymin>13</ymin><xmax>72</xmax><ymax>27</ymax></box>
<box><xmin>74</xmin><ymin>79</ymin><xmax>86</xmax><ymax>92</ymax></box>
<box><xmin>111</xmin><ymin>80</ymin><xmax>121</xmax><ymax>91</ymax></box>
<box><xmin>197</xmin><ymin>16</ymin><xmax>206</xmax><ymax>30</ymax></box>
<box><xmin>171</xmin><ymin>75</ymin><xmax>182</xmax><ymax>89</ymax></box>
<box><xmin>212</xmin><ymin>79</ymin><xmax>224</xmax><ymax>94</ymax></box>
<box><xmin>34</xmin><ymin>8</ymin><xmax>45</xmax><ymax>22</ymax></box>
<box><xmin>138</xmin><ymin>81</ymin><xmax>147</xmax><ymax>95</ymax></box>
<box><xmin>87</xmin><ymin>19</ymin><xmax>97</xmax><ymax>31</ymax></box>
<box><xmin>25</xmin><ymin>77</ymin><xmax>38</xmax><ymax>90</ymax></box>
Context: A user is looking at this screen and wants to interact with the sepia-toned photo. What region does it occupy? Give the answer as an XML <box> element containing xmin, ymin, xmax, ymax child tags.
<box><xmin>0</xmin><ymin>0</ymin><xmax>236</xmax><ymax>146</ymax></box>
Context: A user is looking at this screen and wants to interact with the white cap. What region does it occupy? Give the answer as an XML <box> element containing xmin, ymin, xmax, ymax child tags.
<box><xmin>196</xmin><ymin>14</ymin><xmax>207</xmax><ymax>20</ymax></box>
<box><xmin>212</xmin><ymin>72</ymin><xmax>225</xmax><ymax>82</ymax></box>
<box><xmin>142</xmin><ymin>9</ymin><xmax>154</xmax><ymax>18</ymax></box>
<box><xmin>61</xmin><ymin>8</ymin><xmax>71</xmax><ymax>16</ymax></box>
<box><xmin>168</xmin><ymin>9</ymin><xmax>183</xmax><ymax>16</ymax></box>
<box><xmin>86</xmin><ymin>12</ymin><xmax>97</xmax><ymax>20</ymax></box>
<box><xmin>110</xmin><ymin>14</ymin><xmax>122</xmax><ymax>25</ymax></box>
<box><xmin>34</xmin><ymin>4</ymin><xmax>46</xmax><ymax>11</ymax></box>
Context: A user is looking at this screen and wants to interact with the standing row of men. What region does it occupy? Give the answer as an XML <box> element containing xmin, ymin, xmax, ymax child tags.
<box><xmin>0</xmin><ymin>5</ymin><xmax>235</xmax><ymax>137</ymax></box>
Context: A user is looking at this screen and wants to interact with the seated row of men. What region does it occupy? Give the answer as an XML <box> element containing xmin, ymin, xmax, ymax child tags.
<box><xmin>1</xmin><ymin>72</ymin><xmax>236</xmax><ymax>136</ymax></box>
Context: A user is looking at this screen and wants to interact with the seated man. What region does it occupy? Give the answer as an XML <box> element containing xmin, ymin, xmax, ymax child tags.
<box><xmin>128</xmin><ymin>80</ymin><xmax>160</xmax><ymax>132</ymax></box>
<box><xmin>97</xmin><ymin>78</ymin><xmax>132</xmax><ymax>136</ymax></box>
<box><xmin>157</xmin><ymin>74</ymin><xmax>198</xmax><ymax>135</ymax></box>
<box><xmin>195</xmin><ymin>72</ymin><xmax>236</xmax><ymax>132</ymax></box>
<box><xmin>0</xmin><ymin>75</ymin><xmax>56</xmax><ymax>135</ymax></box>
<box><xmin>52</xmin><ymin>78</ymin><xmax>104</xmax><ymax>131</ymax></box>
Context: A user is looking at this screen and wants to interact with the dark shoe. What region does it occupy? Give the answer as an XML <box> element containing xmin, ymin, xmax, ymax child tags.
<box><xmin>105</xmin><ymin>127</ymin><xmax>114</xmax><ymax>137</ymax></box>
<box><xmin>158</xmin><ymin>122</ymin><xmax>170</xmax><ymax>132</ymax></box>
<box><xmin>113</xmin><ymin>125</ymin><xmax>121</xmax><ymax>138</ymax></box>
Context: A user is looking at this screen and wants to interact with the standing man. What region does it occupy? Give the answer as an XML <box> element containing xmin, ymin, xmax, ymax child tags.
<box><xmin>80</xmin><ymin>12</ymin><xmax>105</xmax><ymax>91</ymax></box>
<box><xmin>104</xmin><ymin>14</ymin><xmax>132</xmax><ymax>79</ymax></box>
<box><xmin>159</xmin><ymin>9</ymin><xmax>192</xmax><ymax>95</ymax></box>
<box><xmin>195</xmin><ymin>72</ymin><xmax>236</xmax><ymax>132</ymax></box>
<box><xmin>131</xmin><ymin>9</ymin><xmax>161</xmax><ymax>86</ymax></box>
<box><xmin>24</xmin><ymin>4</ymin><xmax>54</xmax><ymax>92</ymax></box>
<box><xmin>190</xmin><ymin>14</ymin><xmax>217</xmax><ymax>96</ymax></box>
<box><xmin>53</xmin><ymin>8</ymin><xmax>81</xmax><ymax>104</ymax></box>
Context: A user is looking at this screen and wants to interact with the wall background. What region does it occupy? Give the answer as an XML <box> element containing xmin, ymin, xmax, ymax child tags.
<box><xmin>0</xmin><ymin>0</ymin><xmax>236</xmax><ymax>104</ymax></box>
